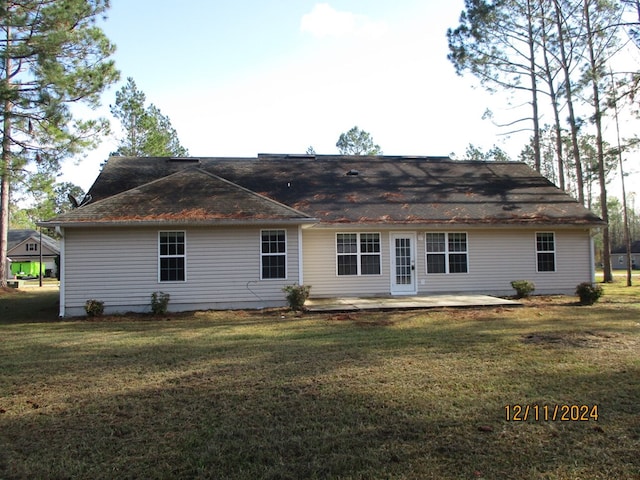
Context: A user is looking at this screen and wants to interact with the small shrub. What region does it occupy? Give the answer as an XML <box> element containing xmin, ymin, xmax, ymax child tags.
<box><xmin>575</xmin><ymin>282</ymin><xmax>603</xmax><ymax>305</ymax></box>
<box><xmin>511</xmin><ymin>280</ymin><xmax>536</xmax><ymax>299</ymax></box>
<box><xmin>84</xmin><ymin>299</ymin><xmax>104</xmax><ymax>317</ymax></box>
<box><xmin>282</xmin><ymin>284</ymin><xmax>311</xmax><ymax>311</ymax></box>
<box><xmin>151</xmin><ymin>291</ymin><xmax>171</xmax><ymax>315</ymax></box>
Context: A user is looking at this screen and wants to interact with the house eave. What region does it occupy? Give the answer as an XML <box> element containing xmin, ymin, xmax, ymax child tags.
<box><xmin>38</xmin><ymin>218</ymin><xmax>318</xmax><ymax>229</ymax></box>
<box><xmin>309</xmin><ymin>219</ymin><xmax>605</xmax><ymax>229</ymax></box>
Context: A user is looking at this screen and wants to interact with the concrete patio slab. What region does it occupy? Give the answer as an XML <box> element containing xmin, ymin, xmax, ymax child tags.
<box><xmin>305</xmin><ymin>294</ymin><xmax>521</xmax><ymax>312</ymax></box>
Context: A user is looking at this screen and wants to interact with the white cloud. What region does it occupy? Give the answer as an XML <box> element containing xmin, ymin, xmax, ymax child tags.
<box><xmin>300</xmin><ymin>3</ymin><xmax>387</xmax><ymax>39</ymax></box>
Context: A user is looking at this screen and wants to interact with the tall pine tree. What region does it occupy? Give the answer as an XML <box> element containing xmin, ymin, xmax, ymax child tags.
<box><xmin>1</xmin><ymin>0</ymin><xmax>119</xmax><ymax>286</ymax></box>
<box><xmin>110</xmin><ymin>77</ymin><xmax>188</xmax><ymax>157</ymax></box>
<box><xmin>336</xmin><ymin>126</ymin><xmax>382</xmax><ymax>155</ymax></box>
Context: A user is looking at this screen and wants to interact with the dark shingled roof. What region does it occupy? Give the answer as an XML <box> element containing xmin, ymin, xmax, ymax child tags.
<box><xmin>41</xmin><ymin>155</ymin><xmax>605</xmax><ymax>227</ymax></box>
<box><xmin>8</xmin><ymin>229</ymin><xmax>60</xmax><ymax>252</ymax></box>
<box><xmin>612</xmin><ymin>240</ymin><xmax>640</xmax><ymax>254</ymax></box>
<box><xmin>45</xmin><ymin>167</ymin><xmax>312</xmax><ymax>225</ymax></box>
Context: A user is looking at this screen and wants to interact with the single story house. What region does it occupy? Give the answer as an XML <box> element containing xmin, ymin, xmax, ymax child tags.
<box><xmin>611</xmin><ymin>240</ymin><xmax>640</xmax><ymax>269</ymax></box>
<box><xmin>40</xmin><ymin>155</ymin><xmax>604</xmax><ymax>317</ymax></box>
<box><xmin>6</xmin><ymin>229</ymin><xmax>60</xmax><ymax>279</ymax></box>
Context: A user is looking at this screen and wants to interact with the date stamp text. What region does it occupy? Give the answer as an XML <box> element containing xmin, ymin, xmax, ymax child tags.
<box><xmin>505</xmin><ymin>404</ymin><xmax>599</xmax><ymax>422</ymax></box>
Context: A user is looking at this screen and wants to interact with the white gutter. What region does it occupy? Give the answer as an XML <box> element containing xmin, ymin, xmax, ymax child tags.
<box><xmin>38</xmin><ymin>218</ymin><xmax>318</xmax><ymax>229</ymax></box>
<box><xmin>308</xmin><ymin>222</ymin><xmax>605</xmax><ymax>230</ymax></box>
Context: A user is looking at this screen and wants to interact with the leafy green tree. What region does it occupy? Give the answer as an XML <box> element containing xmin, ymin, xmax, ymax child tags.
<box><xmin>336</xmin><ymin>126</ymin><xmax>382</xmax><ymax>155</ymax></box>
<box><xmin>1</xmin><ymin>0</ymin><xmax>119</xmax><ymax>286</ymax></box>
<box><xmin>11</xmin><ymin>170</ymin><xmax>84</xmax><ymax>229</ymax></box>
<box><xmin>110</xmin><ymin>77</ymin><xmax>188</xmax><ymax>156</ymax></box>
<box><xmin>464</xmin><ymin>143</ymin><xmax>511</xmax><ymax>162</ymax></box>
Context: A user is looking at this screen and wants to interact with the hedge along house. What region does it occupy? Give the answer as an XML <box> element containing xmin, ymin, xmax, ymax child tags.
<box><xmin>39</xmin><ymin>155</ymin><xmax>604</xmax><ymax>317</ymax></box>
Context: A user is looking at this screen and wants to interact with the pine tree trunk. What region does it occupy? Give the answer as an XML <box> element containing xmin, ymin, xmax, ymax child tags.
<box><xmin>584</xmin><ymin>0</ymin><xmax>612</xmax><ymax>282</ymax></box>
<box><xmin>527</xmin><ymin>0</ymin><xmax>542</xmax><ymax>172</ymax></box>
<box><xmin>539</xmin><ymin>0</ymin><xmax>566</xmax><ymax>190</ymax></box>
<box><xmin>554</xmin><ymin>0</ymin><xmax>585</xmax><ymax>204</ymax></box>
<box><xmin>0</xmin><ymin>26</ymin><xmax>12</xmax><ymax>288</ymax></box>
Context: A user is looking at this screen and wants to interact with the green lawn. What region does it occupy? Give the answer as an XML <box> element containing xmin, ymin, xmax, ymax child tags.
<box><xmin>0</xmin><ymin>283</ymin><xmax>639</xmax><ymax>479</ymax></box>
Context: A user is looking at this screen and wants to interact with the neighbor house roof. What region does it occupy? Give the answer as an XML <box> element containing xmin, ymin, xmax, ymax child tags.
<box><xmin>612</xmin><ymin>240</ymin><xmax>640</xmax><ymax>254</ymax></box>
<box><xmin>40</xmin><ymin>155</ymin><xmax>605</xmax><ymax>228</ymax></box>
<box><xmin>8</xmin><ymin>229</ymin><xmax>60</xmax><ymax>253</ymax></box>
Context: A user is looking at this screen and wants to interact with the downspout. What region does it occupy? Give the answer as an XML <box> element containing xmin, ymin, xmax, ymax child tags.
<box><xmin>39</xmin><ymin>228</ymin><xmax>43</xmax><ymax>287</ymax></box>
<box><xmin>589</xmin><ymin>228</ymin><xmax>596</xmax><ymax>283</ymax></box>
<box><xmin>57</xmin><ymin>227</ymin><xmax>65</xmax><ymax>317</ymax></box>
<box><xmin>298</xmin><ymin>224</ymin><xmax>304</xmax><ymax>285</ymax></box>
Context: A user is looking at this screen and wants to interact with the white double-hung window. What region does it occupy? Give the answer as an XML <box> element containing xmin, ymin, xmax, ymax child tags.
<box><xmin>261</xmin><ymin>230</ymin><xmax>287</xmax><ymax>279</ymax></box>
<box><xmin>536</xmin><ymin>232</ymin><xmax>556</xmax><ymax>272</ymax></box>
<box><xmin>425</xmin><ymin>232</ymin><xmax>468</xmax><ymax>274</ymax></box>
<box><xmin>159</xmin><ymin>231</ymin><xmax>186</xmax><ymax>282</ymax></box>
<box><xmin>336</xmin><ymin>233</ymin><xmax>381</xmax><ymax>276</ymax></box>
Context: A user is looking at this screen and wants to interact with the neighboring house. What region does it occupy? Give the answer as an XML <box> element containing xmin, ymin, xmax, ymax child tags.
<box><xmin>6</xmin><ymin>229</ymin><xmax>60</xmax><ymax>278</ymax></box>
<box><xmin>39</xmin><ymin>155</ymin><xmax>604</xmax><ymax>317</ymax></box>
<box><xmin>611</xmin><ymin>241</ymin><xmax>640</xmax><ymax>270</ymax></box>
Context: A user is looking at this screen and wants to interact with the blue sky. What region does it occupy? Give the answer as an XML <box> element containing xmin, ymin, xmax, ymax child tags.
<box><xmin>62</xmin><ymin>1</ymin><xmax>538</xmax><ymax>189</ymax></box>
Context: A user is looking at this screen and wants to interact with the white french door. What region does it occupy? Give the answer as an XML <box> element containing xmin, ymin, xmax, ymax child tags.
<box><xmin>390</xmin><ymin>232</ymin><xmax>417</xmax><ymax>295</ymax></box>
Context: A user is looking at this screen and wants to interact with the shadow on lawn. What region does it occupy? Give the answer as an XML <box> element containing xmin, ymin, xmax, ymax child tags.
<box><xmin>2</xmin><ymin>291</ymin><xmax>639</xmax><ymax>477</ymax></box>
<box><xmin>0</xmin><ymin>288</ymin><xmax>59</xmax><ymax>324</ymax></box>
<box><xmin>1</xmin><ymin>340</ymin><xmax>638</xmax><ymax>479</ymax></box>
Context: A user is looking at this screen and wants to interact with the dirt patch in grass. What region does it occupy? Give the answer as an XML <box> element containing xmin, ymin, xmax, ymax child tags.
<box><xmin>522</xmin><ymin>330</ymin><xmax>635</xmax><ymax>349</ymax></box>
<box><xmin>326</xmin><ymin>312</ymin><xmax>394</xmax><ymax>327</ymax></box>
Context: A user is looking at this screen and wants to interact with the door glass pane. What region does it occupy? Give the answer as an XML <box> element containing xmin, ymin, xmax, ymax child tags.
<box><xmin>395</xmin><ymin>238</ymin><xmax>412</xmax><ymax>285</ymax></box>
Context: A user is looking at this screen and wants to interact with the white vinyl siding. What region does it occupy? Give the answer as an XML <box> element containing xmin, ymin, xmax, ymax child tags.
<box><xmin>61</xmin><ymin>226</ymin><xmax>301</xmax><ymax>315</ymax></box>
<box><xmin>302</xmin><ymin>228</ymin><xmax>594</xmax><ymax>298</ymax></box>
<box><xmin>60</xmin><ymin>225</ymin><xmax>595</xmax><ymax>315</ymax></box>
<box><xmin>418</xmin><ymin>229</ymin><xmax>591</xmax><ymax>296</ymax></box>
<box><xmin>303</xmin><ymin>229</ymin><xmax>390</xmax><ymax>297</ymax></box>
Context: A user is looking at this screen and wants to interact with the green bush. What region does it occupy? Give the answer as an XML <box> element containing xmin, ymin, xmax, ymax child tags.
<box><xmin>282</xmin><ymin>284</ymin><xmax>311</xmax><ymax>311</ymax></box>
<box><xmin>151</xmin><ymin>291</ymin><xmax>171</xmax><ymax>315</ymax></box>
<box><xmin>510</xmin><ymin>280</ymin><xmax>536</xmax><ymax>299</ymax></box>
<box><xmin>575</xmin><ymin>282</ymin><xmax>603</xmax><ymax>305</ymax></box>
<box><xmin>84</xmin><ymin>299</ymin><xmax>104</xmax><ymax>317</ymax></box>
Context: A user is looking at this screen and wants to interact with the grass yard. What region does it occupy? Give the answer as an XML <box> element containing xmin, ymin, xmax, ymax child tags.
<box><xmin>0</xmin><ymin>284</ymin><xmax>639</xmax><ymax>479</ymax></box>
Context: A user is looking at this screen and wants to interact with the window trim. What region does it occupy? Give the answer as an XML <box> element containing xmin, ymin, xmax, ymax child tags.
<box><xmin>158</xmin><ymin>231</ymin><xmax>186</xmax><ymax>283</ymax></box>
<box><xmin>335</xmin><ymin>232</ymin><xmax>382</xmax><ymax>276</ymax></box>
<box><xmin>424</xmin><ymin>232</ymin><xmax>469</xmax><ymax>275</ymax></box>
<box><xmin>260</xmin><ymin>229</ymin><xmax>288</xmax><ymax>280</ymax></box>
<box><xmin>26</xmin><ymin>243</ymin><xmax>38</xmax><ymax>252</ymax></box>
<box><xmin>535</xmin><ymin>231</ymin><xmax>556</xmax><ymax>273</ymax></box>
